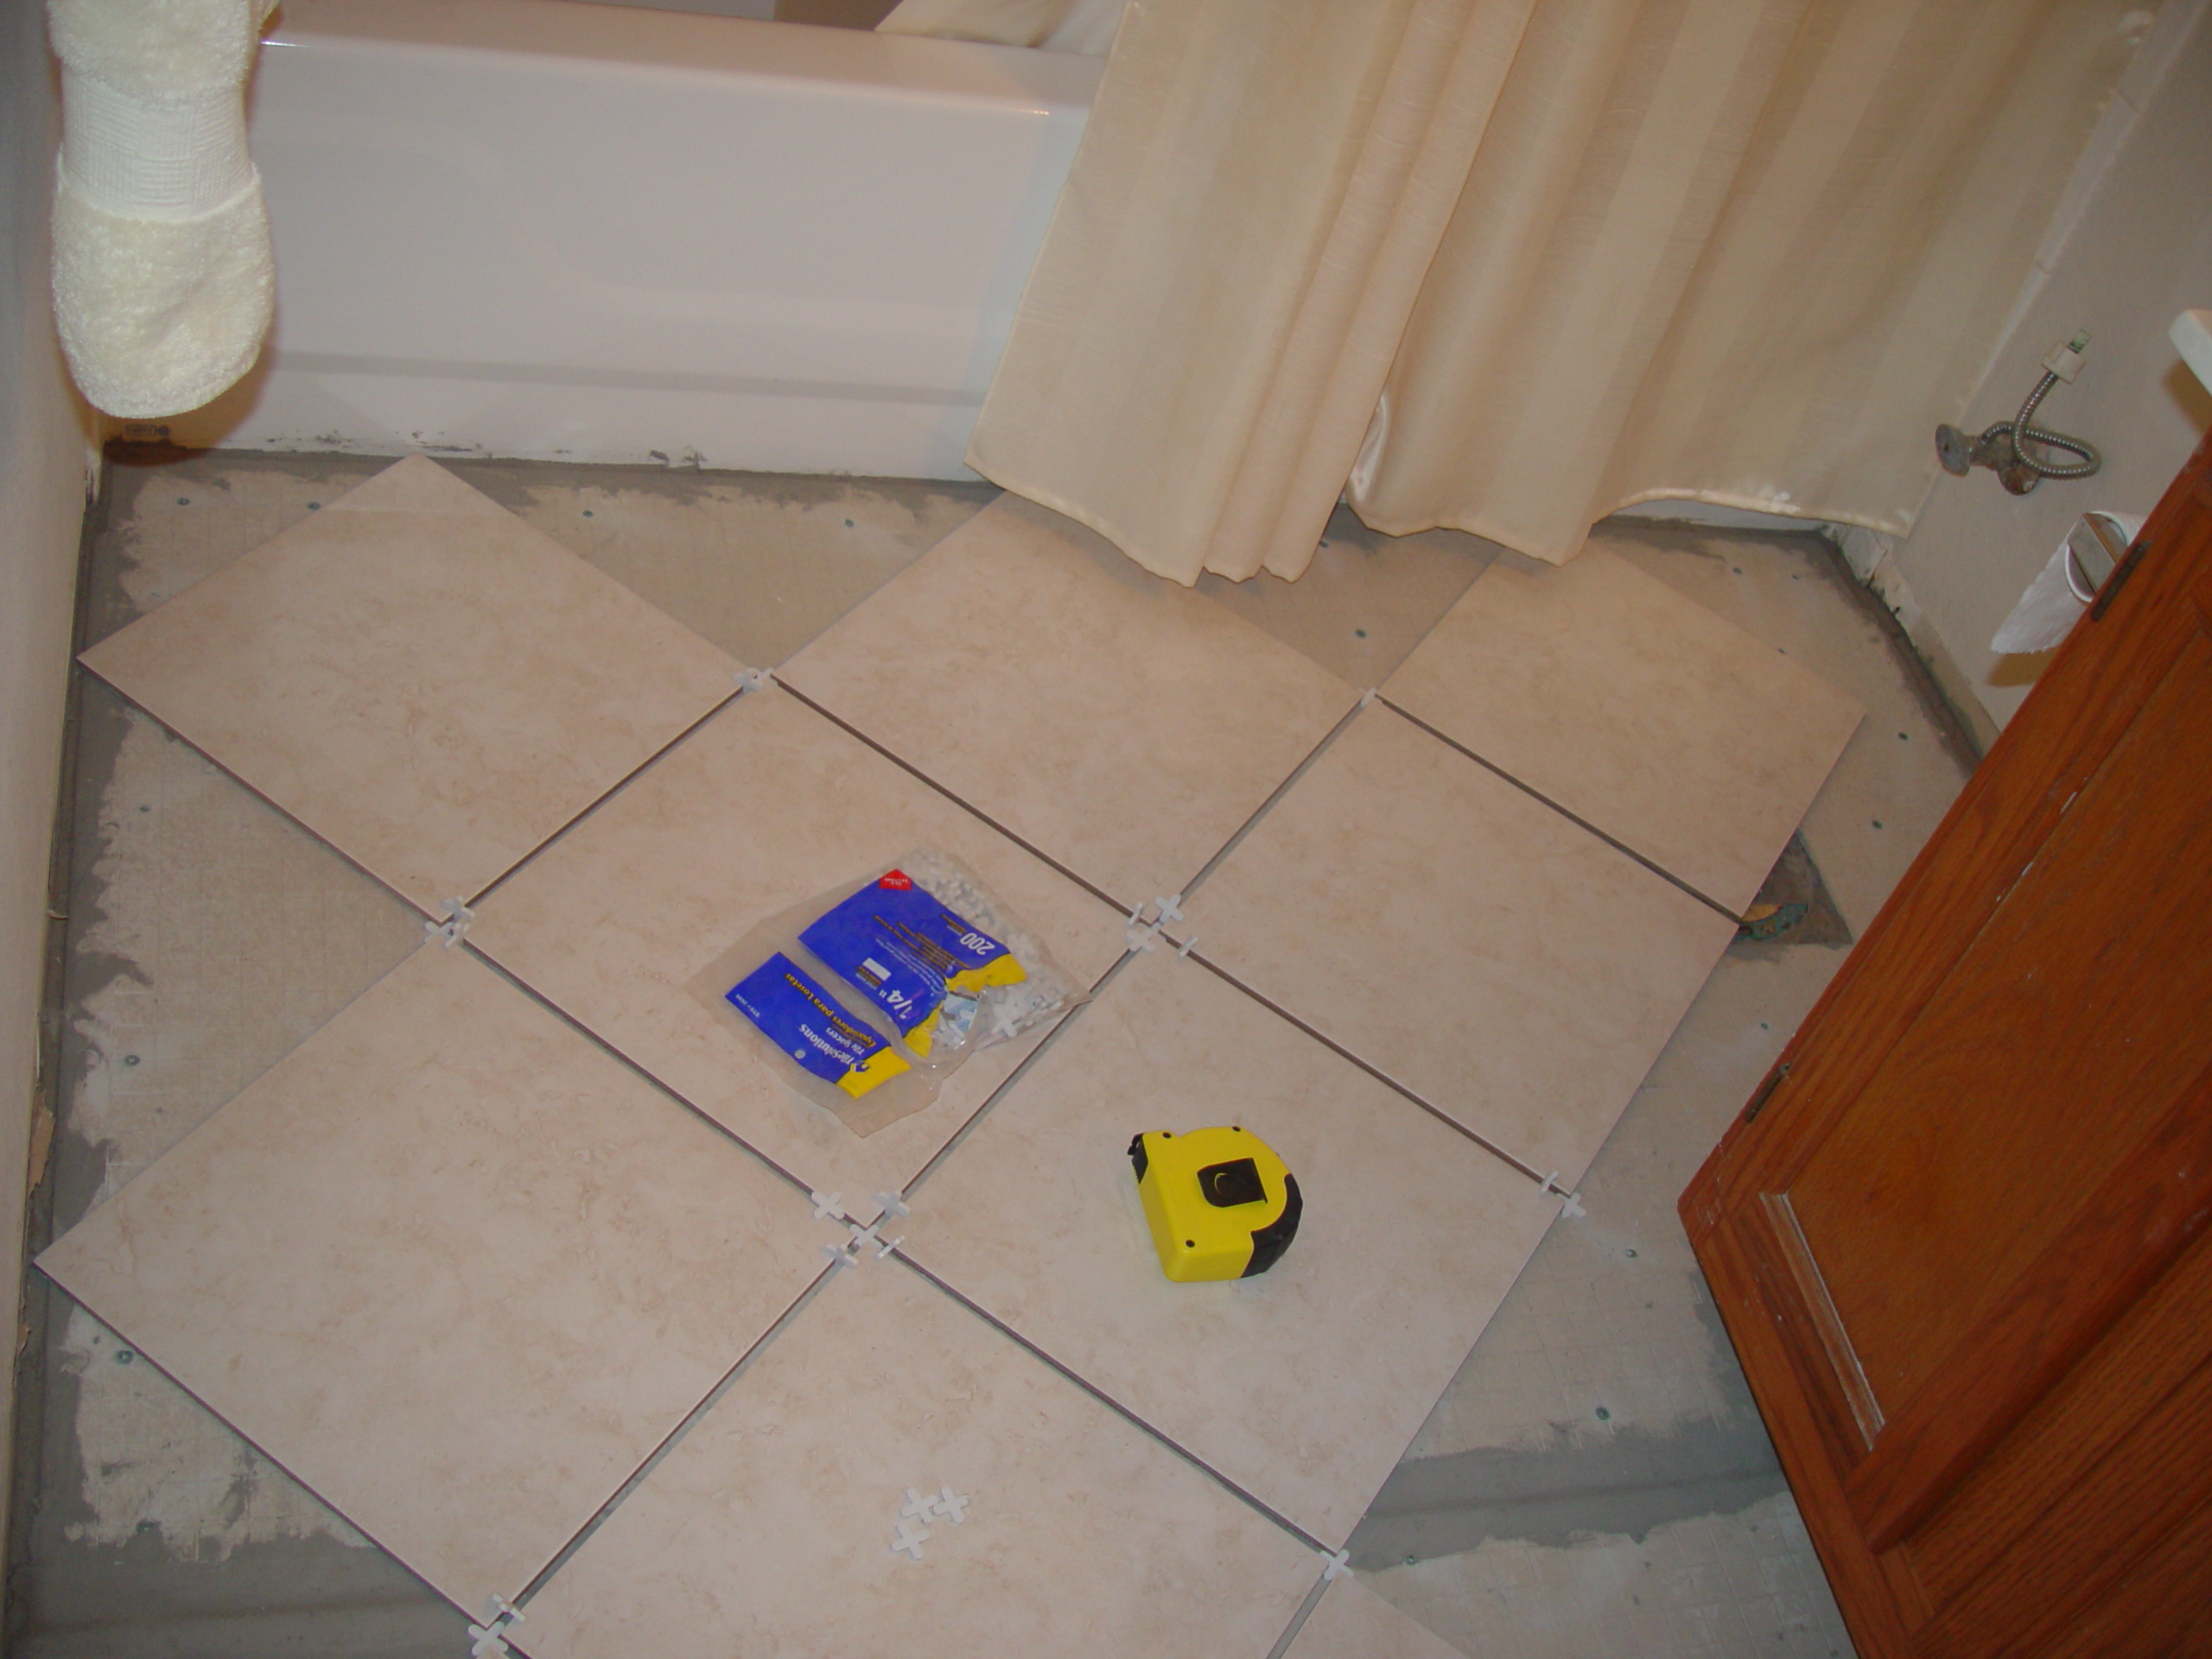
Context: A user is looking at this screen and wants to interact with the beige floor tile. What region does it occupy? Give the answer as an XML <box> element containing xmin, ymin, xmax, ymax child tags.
<box><xmin>1287</xmin><ymin>1573</ymin><xmax>1468</xmax><ymax>1659</ymax></box>
<box><xmin>902</xmin><ymin>948</ymin><xmax>1556</xmax><ymax>1548</ymax></box>
<box><xmin>1584</xmin><ymin>523</ymin><xmax>1974</xmax><ymax>938</ymax></box>
<box><xmin>79</xmin><ymin>456</ymin><xmax>745</xmax><ymax>912</ymax></box>
<box><xmin>779</xmin><ymin>494</ymin><xmax>1360</xmax><ymax>906</ymax></box>
<box><xmin>470</xmin><ymin>686</ymin><xmax>1127</xmax><ymax>1217</ymax></box>
<box><xmin>35</xmin><ymin>945</ymin><xmax>826</xmax><ymax>1613</ymax></box>
<box><xmin>518</xmin><ymin>1256</ymin><xmax>1319</xmax><ymax>1659</ymax></box>
<box><xmin>1180</xmin><ymin>706</ymin><xmax>1738</xmax><ymax>1189</ymax></box>
<box><xmin>1382</xmin><ymin>547</ymin><xmax>1862</xmax><ymax>915</ymax></box>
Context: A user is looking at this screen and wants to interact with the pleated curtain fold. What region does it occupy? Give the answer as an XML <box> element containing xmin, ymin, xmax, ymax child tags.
<box><xmin>960</xmin><ymin>0</ymin><xmax>2145</xmax><ymax>582</ymax></box>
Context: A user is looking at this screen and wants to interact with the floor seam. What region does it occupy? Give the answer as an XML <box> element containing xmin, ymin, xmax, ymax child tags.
<box><xmin>1179</xmin><ymin>950</ymin><xmax>1552</xmax><ymax>1191</ymax></box>
<box><xmin>1168</xmin><ymin>687</ymin><xmax>1370</xmax><ymax>907</ymax></box>
<box><xmin>772</xmin><ymin>677</ymin><xmax>1139</xmax><ymax>918</ymax></box>
<box><xmin>512</xmin><ymin>1266</ymin><xmax>842</xmax><ymax>1609</ymax></box>
<box><xmin>891</xmin><ymin>1253</ymin><xmax>1333</xmax><ymax>1555</ymax></box>
<box><xmin>1264</xmin><ymin>1570</ymin><xmax>1335</xmax><ymax>1659</ymax></box>
<box><xmin>465</xmin><ymin>682</ymin><xmax>747</xmax><ymax>910</ymax></box>
<box><xmin>1377</xmin><ymin>694</ymin><xmax>1745</xmax><ymax>925</ymax></box>
<box><xmin>896</xmin><ymin>947</ymin><xmax>1140</xmax><ymax>1204</ymax></box>
<box><xmin>461</xmin><ymin>943</ymin><xmax>824</xmax><ymax>1209</ymax></box>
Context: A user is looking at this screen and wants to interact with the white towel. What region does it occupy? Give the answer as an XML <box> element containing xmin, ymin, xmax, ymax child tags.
<box><xmin>48</xmin><ymin>0</ymin><xmax>278</xmax><ymax>419</ymax></box>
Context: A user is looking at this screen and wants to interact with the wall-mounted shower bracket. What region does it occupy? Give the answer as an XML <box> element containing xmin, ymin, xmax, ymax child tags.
<box><xmin>1936</xmin><ymin>333</ymin><xmax>2101</xmax><ymax>496</ymax></box>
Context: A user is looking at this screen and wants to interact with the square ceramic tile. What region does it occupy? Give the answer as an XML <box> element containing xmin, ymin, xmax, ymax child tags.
<box><xmin>1287</xmin><ymin>1573</ymin><xmax>1467</xmax><ymax>1659</ymax></box>
<box><xmin>79</xmin><ymin>455</ymin><xmax>745</xmax><ymax>912</ymax></box>
<box><xmin>470</xmin><ymin>686</ymin><xmax>1127</xmax><ymax>1218</ymax></box>
<box><xmin>779</xmin><ymin>494</ymin><xmax>1360</xmax><ymax>906</ymax></box>
<box><xmin>1180</xmin><ymin>706</ymin><xmax>1738</xmax><ymax>1189</ymax></box>
<box><xmin>518</xmin><ymin>1256</ymin><xmax>1321</xmax><ymax>1659</ymax></box>
<box><xmin>1382</xmin><ymin>547</ymin><xmax>1861</xmax><ymax>914</ymax></box>
<box><xmin>35</xmin><ymin>944</ymin><xmax>826</xmax><ymax>1613</ymax></box>
<box><xmin>901</xmin><ymin>947</ymin><xmax>1558</xmax><ymax>1548</ymax></box>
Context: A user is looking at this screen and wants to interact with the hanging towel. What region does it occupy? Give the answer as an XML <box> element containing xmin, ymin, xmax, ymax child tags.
<box><xmin>48</xmin><ymin>0</ymin><xmax>278</xmax><ymax>419</ymax></box>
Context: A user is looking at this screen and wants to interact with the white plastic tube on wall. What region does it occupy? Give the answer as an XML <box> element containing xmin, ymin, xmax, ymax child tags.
<box><xmin>48</xmin><ymin>0</ymin><xmax>276</xmax><ymax>418</ymax></box>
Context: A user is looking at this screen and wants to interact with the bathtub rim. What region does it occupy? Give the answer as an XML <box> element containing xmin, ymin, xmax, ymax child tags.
<box><xmin>263</xmin><ymin>0</ymin><xmax>1104</xmax><ymax>109</ymax></box>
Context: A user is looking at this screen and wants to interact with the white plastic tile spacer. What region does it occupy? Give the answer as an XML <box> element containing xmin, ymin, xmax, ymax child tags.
<box><xmin>1174</xmin><ymin>934</ymin><xmax>1198</xmax><ymax>959</ymax></box>
<box><xmin>821</xmin><ymin>1239</ymin><xmax>860</xmax><ymax>1271</ymax></box>
<box><xmin>734</xmin><ymin>665</ymin><xmax>774</xmax><ymax>695</ymax></box>
<box><xmin>423</xmin><ymin>899</ymin><xmax>474</xmax><ymax>949</ymax></box>
<box><xmin>841</xmin><ymin>1220</ymin><xmax>899</xmax><ymax>1261</ymax></box>
<box><xmin>1321</xmin><ymin>1547</ymin><xmax>1351</xmax><ymax>1581</ymax></box>
<box><xmin>1154</xmin><ymin>893</ymin><xmax>1185</xmax><ymax>925</ymax></box>
<box><xmin>1539</xmin><ymin>1171</ymin><xmax>1586</xmax><ymax>1218</ymax></box>
<box><xmin>1359</xmin><ymin>687</ymin><xmax>1378</xmax><ymax>708</ymax></box>
<box><xmin>467</xmin><ymin>1595</ymin><xmax>524</xmax><ymax>1657</ymax></box>
<box><xmin>1125</xmin><ymin>918</ymin><xmax>1166</xmax><ymax>953</ymax></box>
<box><xmin>901</xmin><ymin>1487</ymin><xmax>934</xmax><ymax>1522</ymax></box>
<box><xmin>890</xmin><ymin>1514</ymin><xmax>931</xmax><ymax>1561</ymax></box>
<box><xmin>810</xmin><ymin>1190</ymin><xmax>843</xmax><ymax>1222</ymax></box>
<box><xmin>934</xmin><ymin>1484</ymin><xmax>971</xmax><ymax>1524</ymax></box>
<box><xmin>874</xmin><ymin>1191</ymin><xmax>912</xmax><ymax>1219</ymax></box>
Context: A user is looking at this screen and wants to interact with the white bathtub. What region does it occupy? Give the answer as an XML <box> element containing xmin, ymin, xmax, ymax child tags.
<box><xmin>166</xmin><ymin>0</ymin><xmax>1098</xmax><ymax>478</ymax></box>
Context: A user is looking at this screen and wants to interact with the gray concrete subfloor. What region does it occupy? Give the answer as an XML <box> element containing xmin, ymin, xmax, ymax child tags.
<box><xmin>9</xmin><ymin>450</ymin><xmax>1976</xmax><ymax>1657</ymax></box>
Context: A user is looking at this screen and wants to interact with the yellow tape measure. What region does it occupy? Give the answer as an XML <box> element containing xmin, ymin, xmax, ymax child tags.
<box><xmin>1128</xmin><ymin>1126</ymin><xmax>1301</xmax><ymax>1282</ymax></box>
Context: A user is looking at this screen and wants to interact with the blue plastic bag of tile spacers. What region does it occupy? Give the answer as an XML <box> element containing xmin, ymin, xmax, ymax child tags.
<box><xmin>687</xmin><ymin>848</ymin><xmax>1086</xmax><ymax>1137</ymax></box>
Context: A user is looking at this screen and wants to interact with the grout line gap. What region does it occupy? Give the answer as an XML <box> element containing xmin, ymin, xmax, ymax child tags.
<box><xmin>899</xmin><ymin>947</ymin><xmax>1140</xmax><ymax>1202</ymax></box>
<box><xmin>467</xmin><ymin>683</ymin><xmax>746</xmax><ymax>910</ymax></box>
<box><xmin>1171</xmin><ymin>689</ymin><xmax>1370</xmax><ymax>906</ymax></box>
<box><xmin>892</xmin><ymin>1252</ymin><xmax>1332</xmax><ymax>1555</ymax></box>
<box><xmin>463</xmin><ymin>943</ymin><xmax>821</xmax><ymax>1208</ymax></box>
<box><xmin>1266</xmin><ymin>1571</ymin><xmax>1336</xmax><ymax>1659</ymax></box>
<box><xmin>1376</xmin><ymin>695</ymin><xmax>1744</xmax><ymax>925</ymax></box>
<box><xmin>773</xmin><ymin>678</ymin><xmax>1139</xmax><ymax>918</ymax></box>
<box><xmin>1182</xmin><ymin>950</ymin><xmax>1550</xmax><ymax>1190</ymax></box>
<box><xmin>513</xmin><ymin>1267</ymin><xmax>840</xmax><ymax>1607</ymax></box>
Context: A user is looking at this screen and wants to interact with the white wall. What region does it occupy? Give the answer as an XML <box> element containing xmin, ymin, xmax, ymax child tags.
<box><xmin>1</xmin><ymin>0</ymin><xmax>95</xmax><ymax>1542</ymax></box>
<box><xmin>1887</xmin><ymin>0</ymin><xmax>2212</xmax><ymax>731</ymax></box>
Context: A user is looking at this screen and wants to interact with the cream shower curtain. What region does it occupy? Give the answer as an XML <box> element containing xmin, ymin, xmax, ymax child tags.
<box><xmin>959</xmin><ymin>0</ymin><xmax>2148</xmax><ymax>583</ymax></box>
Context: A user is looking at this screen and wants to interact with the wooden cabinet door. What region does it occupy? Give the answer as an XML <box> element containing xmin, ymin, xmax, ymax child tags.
<box><xmin>1683</xmin><ymin>432</ymin><xmax>2212</xmax><ymax>1657</ymax></box>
